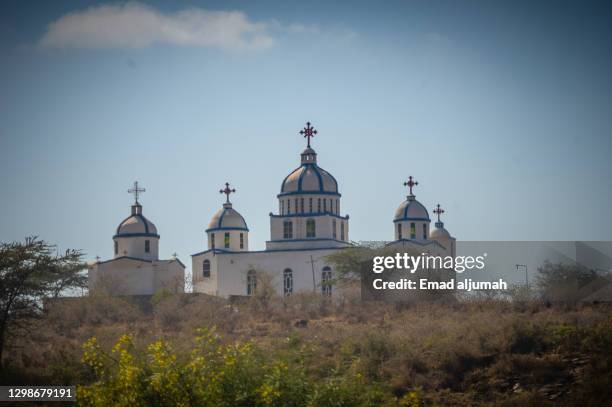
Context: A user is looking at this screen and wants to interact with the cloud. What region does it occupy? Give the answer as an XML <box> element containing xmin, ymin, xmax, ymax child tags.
<box><xmin>39</xmin><ymin>2</ymin><xmax>275</xmax><ymax>50</ymax></box>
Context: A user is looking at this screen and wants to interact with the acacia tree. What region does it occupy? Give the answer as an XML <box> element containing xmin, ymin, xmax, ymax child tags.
<box><xmin>0</xmin><ymin>237</ymin><xmax>85</xmax><ymax>369</ymax></box>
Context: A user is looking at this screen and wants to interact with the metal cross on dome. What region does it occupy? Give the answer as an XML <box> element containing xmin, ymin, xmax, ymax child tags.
<box><xmin>128</xmin><ymin>181</ymin><xmax>145</xmax><ymax>204</ymax></box>
<box><xmin>403</xmin><ymin>176</ymin><xmax>419</xmax><ymax>196</ymax></box>
<box><xmin>433</xmin><ymin>204</ymin><xmax>445</xmax><ymax>222</ymax></box>
<box><xmin>220</xmin><ymin>182</ymin><xmax>236</xmax><ymax>203</ymax></box>
<box><xmin>299</xmin><ymin>121</ymin><xmax>318</xmax><ymax>148</ymax></box>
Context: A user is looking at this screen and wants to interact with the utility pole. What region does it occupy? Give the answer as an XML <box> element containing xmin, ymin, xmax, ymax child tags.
<box><xmin>307</xmin><ymin>255</ymin><xmax>317</xmax><ymax>292</ymax></box>
<box><xmin>516</xmin><ymin>264</ymin><xmax>528</xmax><ymax>287</ymax></box>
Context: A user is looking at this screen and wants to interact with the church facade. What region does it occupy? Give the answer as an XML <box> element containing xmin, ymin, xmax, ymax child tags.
<box><xmin>87</xmin><ymin>122</ymin><xmax>455</xmax><ymax>298</ymax></box>
<box><xmin>191</xmin><ymin>122</ymin><xmax>456</xmax><ymax>298</ymax></box>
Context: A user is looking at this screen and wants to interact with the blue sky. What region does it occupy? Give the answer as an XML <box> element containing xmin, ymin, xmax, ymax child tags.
<box><xmin>1</xmin><ymin>1</ymin><xmax>611</xmax><ymax>275</ymax></box>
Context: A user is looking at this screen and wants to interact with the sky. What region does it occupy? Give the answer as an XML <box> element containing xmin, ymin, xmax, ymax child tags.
<box><xmin>1</xmin><ymin>0</ymin><xmax>611</xmax><ymax>278</ymax></box>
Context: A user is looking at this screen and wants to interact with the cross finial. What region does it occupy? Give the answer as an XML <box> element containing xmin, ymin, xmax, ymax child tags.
<box><xmin>95</xmin><ymin>255</ymin><xmax>101</xmax><ymax>263</ymax></box>
<box><xmin>299</xmin><ymin>121</ymin><xmax>318</xmax><ymax>148</ymax></box>
<box><xmin>403</xmin><ymin>176</ymin><xmax>419</xmax><ymax>196</ymax></box>
<box><xmin>172</xmin><ymin>252</ymin><xmax>178</xmax><ymax>258</ymax></box>
<box><xmin>433</xmin><ymin>204</ymin><xmax>445</xmax><ymax>222</ymax></box>
<box><xmin>219</xmin><ymin>182</ymin><xmax>236</xmax><ymax>203</ymax></box>
<box><xmin>128</xmin><ymin>181</ymin><xmax>145</xmax><ymax>204</ymax></box>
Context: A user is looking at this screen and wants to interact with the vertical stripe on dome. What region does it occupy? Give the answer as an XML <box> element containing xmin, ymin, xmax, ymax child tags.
<box><xmin>310</xmin><ymin>165</ymin><xmax>325</xmax><ymax>192</ymax></box>
<box><xmin>136</xmin><ymin>214</ymin><xmax>150</xmax><ymax>234</ymax></box>
<box><xmin>217</xmin><ymin>209</ymin><xmax>228</xmax><ymax>228</ymax></box>
<box><xmin>297</xmin><ymin>165</ymin><xmax>308</xmax><ymax>191</ymax></box>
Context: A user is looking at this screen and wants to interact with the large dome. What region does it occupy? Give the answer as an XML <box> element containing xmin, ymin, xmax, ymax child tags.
<box><xmin>115</xmin><ymin>204</ymin><xmax>159</xmax><ymax>237</ymax></box>
<box><xmin>206</xmin><ymin>203</ymin><xmax>248</xmax><ymax>232</ymax></box>
<box><xmin>394</xmin><ymin>198</ymin><xmax>430</xmax><ymax>222</ymax></box>
<box><xmin>279</xmin><ymin>148</ymin><xmax>339</xmax><ymax>196</ymax></box>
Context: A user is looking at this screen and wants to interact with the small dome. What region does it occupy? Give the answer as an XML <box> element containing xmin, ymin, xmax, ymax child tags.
<box><xmin>430</xmin><ymin>226</ymin><xmax>451</xmax><ymax>239</ymax></box>
<box><xmin>115</xmin><ymin>204</ymin><xmax>158</xmax><ymax>237</ymax></box>
<box><xmin>206</xmin><ymin>203</ymin><xmax>248</xmax><ymax>232</ymax></box>
<box><xmin>394</xmin><ymin>198</ymin><xmax>430</xmax><ymax>222</ymax></box>
<box><xmin>280</xmin><ymin>148</ymin><xmax>339</xmax><ymax>196</ymax></box>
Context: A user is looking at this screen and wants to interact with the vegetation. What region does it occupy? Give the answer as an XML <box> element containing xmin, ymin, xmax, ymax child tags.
<box><xmin>0</xmin><ymin>240</ymin><xmax>611</xmax><ymax>405</ymax></box>
<box><xmin>0</xmin><ymin>237</ymin><xmax>85</xmax><ymax>370</ymax></box>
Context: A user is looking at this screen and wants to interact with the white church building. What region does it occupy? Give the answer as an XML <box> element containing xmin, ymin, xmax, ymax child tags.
<box><xmin>87</xmin><ymin>122</ymin><xmax>455</xmax><ymax>298</ymax></box>
<box><xmin>191</xmin><ymin>122</ymin><xmax>456</xmax><ymax>298</ymax></box>
<box><xmin>88</xmin><ymin>182</ymin><xmax>185</xmax><ymax>296</ymax></box>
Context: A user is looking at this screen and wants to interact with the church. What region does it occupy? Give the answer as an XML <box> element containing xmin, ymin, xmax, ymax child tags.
<box><xmin>190</xmin><ymin>122</ymin><xmax>456</xmax><ymax>298</ymax></box>
<box><xmin>88</xmin><ymin>122</ymin><xmax>455</xmax><ymax>297</ymax></box>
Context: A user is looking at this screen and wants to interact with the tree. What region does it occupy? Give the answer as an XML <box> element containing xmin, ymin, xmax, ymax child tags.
<box><xmin>536</xmin><ymin>261</ymin><xmax>600</xmax><ymax>303</ymax></box>
<box><xmin>0</xmin><ymin>237</ymin><xmax>85</xmax><ymax>369</ymax></box>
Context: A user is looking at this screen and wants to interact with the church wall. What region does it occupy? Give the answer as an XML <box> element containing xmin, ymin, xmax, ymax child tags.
<box><xmin>198</xmin><ymin>249</ymin><xmax>343</xmax><ymax>298</ymax></box>
<box><xmin>153</xmin><ymin>261</ymin><xmax>185</xmax><ymax>293</ymax></box>
<box><xmin>114</xmin><ymin>236</ymin><xmax>159</xmax><ymax>261</ymax></box>
<box><xmin>192</xmin><ymin>252</ymin><xmax>220</xmax><ymax>295</ymax></box>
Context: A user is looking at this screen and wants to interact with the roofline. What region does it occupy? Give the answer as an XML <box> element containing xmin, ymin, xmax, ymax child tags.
<box><xmin>113</xmin><ymin>233</ymin><xmax>160</xmax><ymax>239</ymax></box>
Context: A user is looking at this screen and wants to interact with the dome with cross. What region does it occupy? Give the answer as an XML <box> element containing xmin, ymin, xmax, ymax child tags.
<box><xmin>115</xmin><ymin>182</ymin><xmax>159</xmax><ymax>238</ymax></box>
<box><xmin>207</xmin><ymin>183</ymin><xmax>248</xmax><ymax>232</ymax></box>
<box><xmin>113</xmin><ymin>181</ymin><xmax>160</xmax><ymax>261</ymax></box>
<box><xmin>393</xmin><ymin>176</ymin><xmax>430</xmax><ymax>222</ymax></box>
<box><xmin>429</xmin><ymin>204</ymin><xmax>452</xmax><ymax>239</ymax></box>
<box><xmin>279</xmin><ymin>123</ymin><xmax>339</xmax><ymax>196</ymax></box>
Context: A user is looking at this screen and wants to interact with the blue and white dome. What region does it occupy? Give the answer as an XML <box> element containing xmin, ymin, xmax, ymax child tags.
<box><xmin>279</xmin><ymin>148</ymin><xmax>339</xmax><ymax>196</ymax></box>
<box><xmin>394</xmin><ymin>198</ymin><xmax>430</xmax><ymax>222</ymax></box>
<box><xmin>115</xmin><ymin>204</ymin><xmax>159</xmax><ymax>237</ymax></box>
<box><xmin>206</xmin><ymin>203</ymin><xmax>248</xmax><ymax>232</ymax></box>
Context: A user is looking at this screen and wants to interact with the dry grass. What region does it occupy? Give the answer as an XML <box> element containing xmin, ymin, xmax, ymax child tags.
<box><xmin>2</xmin><ymin>291</ymin><xmax>611</xmax><ymax>405</ymax></box>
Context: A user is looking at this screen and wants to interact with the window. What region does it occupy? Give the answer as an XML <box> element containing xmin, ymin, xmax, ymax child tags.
<box><xmin>317</xmin><ymin>198</ymin><xmax>321</xmax><ymax>212</ymax></box>
<box><xmin>211</xmin><ymin>233</ymin><xmax>215</xmax><ymax>249</ymax></box>
<box><xmin>333</xmin><ymin>219</ymin><xmax>337</xmax><ymax>239</ymax></box>
<box><xmin>114</xmin><ymin>241</ymin><xmax>118</xmax><ymax>255</ymax></box>
<box><xmin>281</xmin><ymin>200</ymin><xmax>284</xmax><ymax>215</ymax></box>
<box><xmin>202</xmin><ymin>260</ymin><xmax>211</xmax><ymax>278</ymax></box>
<box><xmin>283</xmin><ymin>268</ymin><xmax>293</xmax><ymax>296</ymax></box>
<box><xmin>323</xmin><ymin>199</ymin><xmax>327</xmax><ymax>213</ymax></box>
<box><xmin>294</xmin><ymin>198</ymin><xmax>298</xmax><ymax>213</ymax></box>
<box><xmin>309</xmin><ymin>198</ymin><xmax>313</xmax><ymax>213</ymax></box>
<box><xmin>240</xmin><ymin>233</ymin><xmax>244</xmax><ymax>249</ymax></box>
<box><xmin>300</xmin><ymin>198</ymin><xmax>304</xmax><ymax>213</ymax></box>
<box><xmin>224</xmin><ymin>232</ymin><xmax>230</xmax><ymax>248</ymax></box>
<box><xmin>145</xmin><ymin>240</ymin><xmax>150</xmax><ymax>253</ymax></box>
<box><xmin>283</xmin><ymin>220</ymin><xmax>293</xmax><ymax>239</ymax></box>
<box><xmin>340</xmin><ymin>222</ymin><xmax>345</xmax><ymax>241</ymax></box>
<box><xmin>330</xmin><ymin>199</ymin><xmax>334</xmax><ymax>214</ymax></box>
<box><xmin>410</xmin><ymin>223</ymin><xmax>416</xmax><ymax>239</ymax></box>
<box><xmin>423</xmin><ymin>224</ymin><xmax>427</xmax><ymax>240</ymax></box>
<box><xmin>306</xmin><ymin>219</ymin><xmax>316</xmax><ymax>238</ymax></box>
<box><xmin>322</xmin><ymin>267</ymin><xmax>332</xmax><ymax>296</ymax></box>
<box><xmin>247</xmin><ymin>270</ymin><xmax>257</xmax><ymax>296</ymax></box>
<box><xmin>287</xmin><ymin>199</ymin><xmax>291</xmax><ymax>214</ymax></box>
<box><xmin>336</xmin><ymin>199</ymin><xmax>339</xmax><ymax>214</ymax></box>
<box><xmin>397</xmin><ymin>223</ymin><xmax>402</xmax><ymax>239</ymax></box>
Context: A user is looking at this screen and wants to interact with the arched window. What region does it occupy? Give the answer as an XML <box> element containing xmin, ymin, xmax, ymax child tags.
<box><xmin>309</xmin><ymin>198</ymin><xmax>313</xmax><ymax>213</ymax></box>
<box><xmin>283</xmin><ymin>220</ymin><xmax>293</xmax><ymax>239</ymax></box>
<box><xmin>340</xmin><ymin>222</ymin><xmax>345</xmax><ymax>241</ymax></box>
<box><xmin>145</xmin><ymin>240</ymin><xmax>150</xmax><ymax>253</ymax></box>
<box><xmin>287</xmin><ymin>199</ymin><xmax>291</xmax><ymax>214</ymax></box>
<box><xmin>332</xmin><ymin>219</ymin><xmax>337</xmax><ymax>239</ymax></box>
<box><xmin>306</xmin><ymin>219</ymin><xmax>316</xmax><ymax>238</ymax></box>
<box><xmin>247</xmin><ymin>270</ymin><xmax>257</xmax><ymax>296</ymax></box>
<box><xmin>114</xmin><ymin>240</ymin><xmax>118</xmax><ymax>255</ymax></box>
<box><xmin>331</xmin><ymin>199</ymin><xmax>334</xmax><ymax>214</ymax></box>
<box><xmin>202</xmin><ymin>259</ymin><xmax>211</xmax><ymax>278</ymax></box>
<box><xmin>283</xmin><ymin>268</ymin><xmax>293</xmax><ymax>296</ymax></box>
<box><xmin>410</xmin><ymin>223</ymin><xmax>416</xmax><ymax>239</ymax></box>
<box><xmin>397</xmin><ymin>223</ymin><xmax>402</xmax><ymax>240</ymax></box>
<box><xmin>323</xmin><ymin>199</ymin><xmax>327</xmax><ymax>213</ymax></box>
<box><xmin>422</xmin><ymin>224</ymin><xmax>428</xmax><ymax>240</ymax></box>
<box><xmin>224</xmin><ymin>232</ymin><xmax>230</xmax><ymax>248</ymax></box>
<box><xmin>322</xmin><ymin>266</ymin><xmax>332</xmax><ymax>296</ymax></box>
<box><xmin>317</xmin><ymin>198</ymin><xmax>321</xmax><ymax>212</ymax></box>
<box><xmin>240</xmin><ymin>233</ymin><xmax>244</xmax><ymax>249</ymax></box>
<box><xmin>300</xmin><ymin>198</ymin><xmax>304</xmax><ymax>213</ymax></box>
<box><xmin>336</xmin><ymin>199</ymin><xmax>339</xmax><ymax>214</ymax></box>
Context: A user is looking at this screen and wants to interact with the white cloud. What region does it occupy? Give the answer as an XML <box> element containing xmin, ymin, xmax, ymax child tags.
<box><xmin>39</xmin><ymin>2</ymin><xmax>275</xmax><ymax>50</ymax></box>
